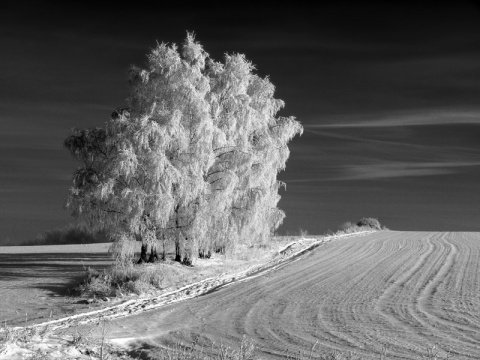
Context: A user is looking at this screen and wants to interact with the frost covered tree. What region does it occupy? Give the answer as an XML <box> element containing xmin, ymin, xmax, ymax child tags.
<box><xmin>65</xmin><ymin>34</ymin><xmax>302</xmax><ymax>265</ymax></box>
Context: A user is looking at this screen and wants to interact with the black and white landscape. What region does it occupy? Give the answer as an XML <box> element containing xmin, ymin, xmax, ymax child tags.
<box><xmin>1</xmin><ymin>2</ymin><xmax>480</xmax><ymax>359</ymax></box>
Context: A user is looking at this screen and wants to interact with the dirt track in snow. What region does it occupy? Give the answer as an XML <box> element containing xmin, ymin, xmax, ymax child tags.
<box><xmin>107</xmin><ymin>231</ymin><xmax>480</xmax><ymax>359</ymax></box>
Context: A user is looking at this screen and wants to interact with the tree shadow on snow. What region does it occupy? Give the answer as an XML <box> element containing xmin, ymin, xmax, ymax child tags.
<box><xmin>0</xmin><ymin>252</ymin><xmax>113</xmax><ymax>297</ymax></box>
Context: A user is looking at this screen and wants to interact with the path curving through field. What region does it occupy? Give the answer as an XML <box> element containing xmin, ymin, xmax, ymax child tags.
<box><xmin>107</xmin><ymin>232</ymin><xmax>480</xmax><ymax>359</ymax></box>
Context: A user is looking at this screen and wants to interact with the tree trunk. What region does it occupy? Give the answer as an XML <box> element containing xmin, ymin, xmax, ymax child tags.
<box><xmin>148</xmin><ymin>245</ymin><xmax>159</xmax><ymax>263</ymax></box>
<box><xmin>175</xmin><ymin>240</ymin><xmax>181</xmax><ymax>262</ymax></box>
<box><xmin>174</xmin><ymin>207</ymin><xmax>182</xmax><ymax>262</ymax></box>
<box><xmin>182</xmin><ymin>256</ymin><xmax>193</xmax><ymax>266</ymax></box>
<box><xmin>137</xmin><ymin>243</ymin><xmax>148</xmax><ymax>264</ymax></box>
<box><xmin>161</xmin><ymin>238</ymin><xmax>166</xmax><ymax>261</ymax></box>
<box><xmin>198</xmin><ymin>249</ymin><xmax>211</xmax><ymax>259</ymax></box>
<box><xmin>214</xmin><ymin>245</ymin><xmax>225</xmax><ymax>255</ymax></box>
<box><xmin>181</xmin><ymin>237</ymin><xmax>194</xmax><ymax>266</ymax></box>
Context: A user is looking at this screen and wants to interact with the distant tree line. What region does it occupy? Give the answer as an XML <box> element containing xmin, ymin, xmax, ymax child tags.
<box><xmin>20</xmin><ymin>224</ymin><xmax>109</xmax><ymax>246</ymax></box>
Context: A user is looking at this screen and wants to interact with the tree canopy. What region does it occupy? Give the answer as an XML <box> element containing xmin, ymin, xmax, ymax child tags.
<box><xmin>64</xmin><ymin>34</ymin><xmax>303</xmax><ymax>264</ymax></box>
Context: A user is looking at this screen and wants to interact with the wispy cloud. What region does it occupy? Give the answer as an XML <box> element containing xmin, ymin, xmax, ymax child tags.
<box><xmin>285</xmin><ymin>161</ymin><xmax>480</xmax><ymax>183</ymax></box>
<box><xmin>340</xmin><ymin>161</ymin><xmax>480</xmax><ymax>180</ymax></box>
<box><xmin>306</xmin><ymin>109</ymin><xmax>480</xmax><ymax>128</ymax></box>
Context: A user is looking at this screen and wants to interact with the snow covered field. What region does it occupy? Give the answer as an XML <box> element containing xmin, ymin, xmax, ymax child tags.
<box><xmin>3</xmin><ymin>231</ymin><xmax>480</xmax><ymax>359</ymax></box>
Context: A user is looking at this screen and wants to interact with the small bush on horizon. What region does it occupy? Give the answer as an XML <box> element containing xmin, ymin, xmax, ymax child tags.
<box><xmin>337</xmin><ymin>217</ymin><xmax>386</xmax><ymax>234</ymax></box>
<box><xmin>338</xmin><ymin>222</ymin><xmax>358</xmax><ymax>233</ymax></box>
<box><xmin>356</xmin><ymin>217</ymin><xmax>382</xmax><ymax>230</ymax></box>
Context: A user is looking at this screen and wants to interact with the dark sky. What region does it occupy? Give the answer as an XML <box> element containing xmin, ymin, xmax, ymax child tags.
<box><xmin>2</xmin><ymin>2</ymin><xmax>480</xmax><ymax>244</ymax></box>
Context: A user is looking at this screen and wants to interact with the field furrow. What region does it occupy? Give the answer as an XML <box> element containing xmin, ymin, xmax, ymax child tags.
<box><xmin>105</xmin><ymin>231</ymin><xmax>480</xmax><ymax>359</ymax></box>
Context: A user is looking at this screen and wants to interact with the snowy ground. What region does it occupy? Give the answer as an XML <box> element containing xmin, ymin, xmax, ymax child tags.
<box><xmin>0</xmin><ymin>232</ymin><xmax>371</xmax><ymax>359</ymax></box>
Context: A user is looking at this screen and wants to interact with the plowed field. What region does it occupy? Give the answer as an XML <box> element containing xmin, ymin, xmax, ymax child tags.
<box><xmin>108</xmin><ymin>232</ymin><xmax>480</xmax><ymax>359</ymax></box>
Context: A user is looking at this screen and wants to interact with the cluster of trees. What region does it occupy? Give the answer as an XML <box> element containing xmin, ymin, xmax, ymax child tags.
<box><xmin>64</xmin><ymin>34</ymin><xmax>302</xmax><ymax>265</ymax></box>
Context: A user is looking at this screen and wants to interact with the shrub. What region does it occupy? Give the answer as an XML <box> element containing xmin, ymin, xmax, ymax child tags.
<box><xmin>123</xmin><ymin>280</ymin><xmax>151</xmax><ymax>295</ymax></box>
<box><xmin>356</xmin><ymin>217</ymin><xmax>382</xmax><ymax>230</ymax></box>
<box><xmin>338</xmin><ymin>222</ymin><xmax>357</xmax><ymax>233</ymax></box>
<box><xmin>337</xmin><ymin>218</ymin><xmax>387</xmax><ymax>234</ymax></box>
<box><xmin>76</xmin><ymin>268</ymin><xmax>114</xmax><ymax>297</ymax></box>
<box><xmin>76</xmin><ymin>262</ymin><xmax>191</xmax><ymax>297</ymax></box>
<box><xmin>298</xmin><ymin>228</ymin><xmax>309</xmax><ymax>237</ymax></box>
